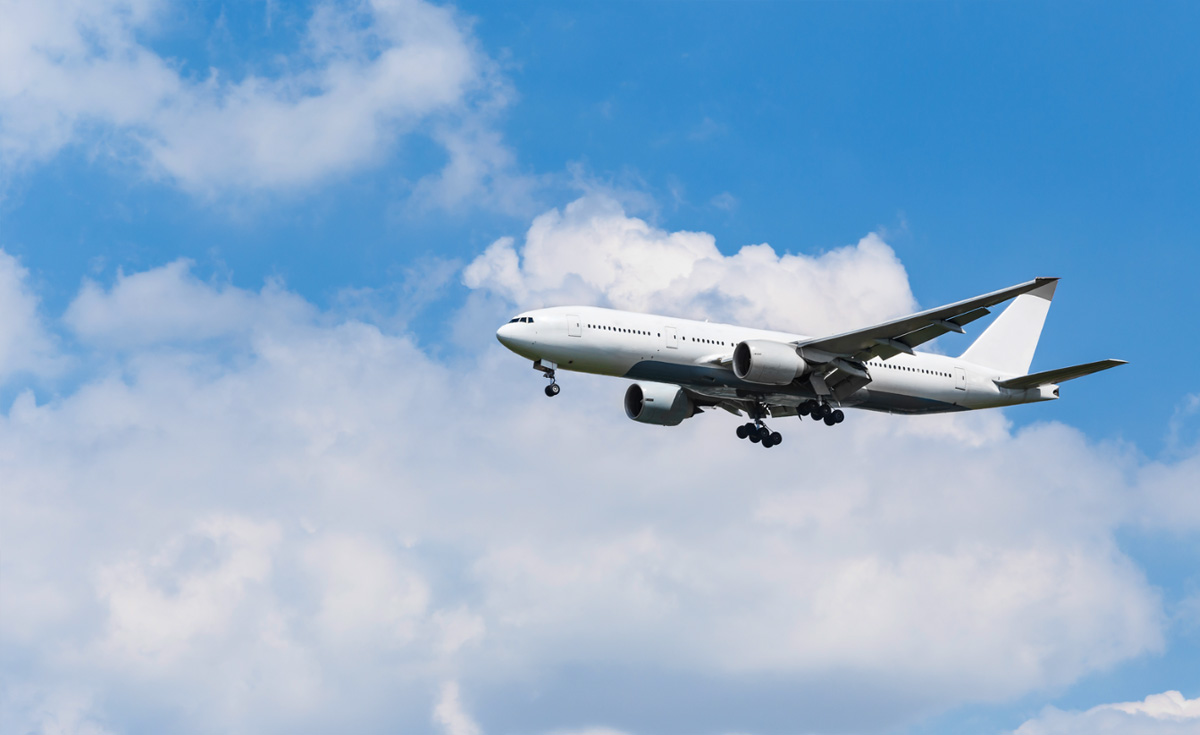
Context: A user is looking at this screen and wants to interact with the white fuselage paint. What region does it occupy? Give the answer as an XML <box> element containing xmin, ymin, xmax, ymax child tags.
<box><xmin>496</xmin><ymin>306</ymin><xmax>1057</xmax><ymax>415</ymax></box>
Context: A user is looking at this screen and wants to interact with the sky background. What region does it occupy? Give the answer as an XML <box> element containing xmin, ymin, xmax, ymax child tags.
<box><xmin>1</xmin><ymin>2</ymin><xmax>1198</xmax><ymax>734</ymax></box>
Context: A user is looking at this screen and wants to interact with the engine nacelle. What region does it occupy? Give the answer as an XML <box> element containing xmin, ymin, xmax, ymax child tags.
<box><xmin>732</xmin><ymin>340</ymin><xmax>810</xmax><ymax>386</ymax></box>
<box><xmin>624</xmin><ymin>382</ymin><xmax>696</xmax><ymax>426</ymax></box>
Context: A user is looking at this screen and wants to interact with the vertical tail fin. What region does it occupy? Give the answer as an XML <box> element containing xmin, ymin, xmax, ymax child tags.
<box><xmin>959</xmin><ymin>279</ymin><xmax>1058</xmax><ymax>375</ymax></box>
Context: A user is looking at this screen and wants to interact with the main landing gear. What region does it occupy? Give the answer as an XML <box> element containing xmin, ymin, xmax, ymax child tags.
<box><xmin>736</xmin><ymin>421</ymin><xmax>783</xmax><ymax>448</ymax></box>
<box><xmin>735</xmin><ymin>402</ymin><xmax>782</xmax><ymax>448</ymax></box>
<box><xmin>798</xmin><ymin>400</ymin><xmax>844</xmax><ymax>426</ymax></box>
<box><xmin>534</xmin><ymin>359</ymin><xmax>560</xmax><ymax>397</ymax></box>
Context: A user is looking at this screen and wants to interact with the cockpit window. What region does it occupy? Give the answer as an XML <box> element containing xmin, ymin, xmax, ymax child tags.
<box><xmin>508</xmin><ymin>317</ymin><xmax>520</xmax><ymax>323</ymax></box>
<box><xmin>526</xmin><ymin>317</ymin><xmax>534</xmax><ymax>323</ymax></box>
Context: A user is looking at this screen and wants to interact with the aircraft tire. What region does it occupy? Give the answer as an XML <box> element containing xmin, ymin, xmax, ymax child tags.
<box><xmin>736</xmin><ymin>424</ymin><xmax>749</xmax><ymax>439</ymax></box>
<box><xmin>770</xmin><ymin>431</ymin><xmax>782</xmax><ymax>445</ymax></box>
<box><xmin>832</xmin><ymin>409</ymin><xmax>845</xmax><ymax>423</ymax></box>
<box><xmin>545</xmin><ymin>384</ymin><xmax>560</xmax><ymax>397</ymax></box>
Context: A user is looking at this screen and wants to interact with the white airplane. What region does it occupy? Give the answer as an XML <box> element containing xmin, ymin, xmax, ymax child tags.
<box><xmin>495</xmin><ymin>278</ymin><xmax>1125</xmax><ymax>447</ymax></box>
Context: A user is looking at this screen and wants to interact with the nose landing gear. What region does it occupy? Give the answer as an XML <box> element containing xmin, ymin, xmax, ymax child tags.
<box><xmin>534</xmin><ymin>359</ymin><xmax>560</xmax><ymax>397</ymax></box>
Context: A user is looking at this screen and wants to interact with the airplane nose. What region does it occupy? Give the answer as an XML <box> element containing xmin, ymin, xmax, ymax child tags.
<box><xmin>496</xmin><ymin>322</ymin><xmax>518</xmax><ymax>349</ymax></box>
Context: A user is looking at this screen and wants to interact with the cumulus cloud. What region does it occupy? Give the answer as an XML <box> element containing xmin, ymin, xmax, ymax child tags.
<box><xmin>463</xmin><ymin>193</ymin><xmax>917</xmax><ymax>336</ymax></box>
<box><xmin>1011</xmin><ymin>690</ymin><xmax>1200</xmax><ymax>735</ymax></box>
<box><xmin>2</xmin><ymin>215</ymin><xmax>1198</xmax><ymax>733</ymax></box>
<box><xmin>63</xmin><ymin>258</ymin><xmax>313</xmax><ymax>348</ymax></box>
<box><xmin>0</xmin><ymin>0</ymin><xmax>530</xmax><ymax>205</ymax></box>
<box><xmin>96</xmin><ymin>516</ymin><xmax>281</xmax><ymax>667</ymax></box>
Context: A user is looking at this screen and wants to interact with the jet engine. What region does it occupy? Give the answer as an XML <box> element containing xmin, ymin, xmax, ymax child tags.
<box><xmin>733</xmin><ymin>340</ymin><xmax>810</xmax><ymax>386</ymax></box>
<box><xmin>624</xmin><ymin>382</ymin><xmax>696</xmax><ymax>426</ymax></box>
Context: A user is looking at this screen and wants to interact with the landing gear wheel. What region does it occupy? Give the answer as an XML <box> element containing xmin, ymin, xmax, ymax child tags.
<box><xmin>823</xmin><ymin>413</ymin><xmax>836</xmax><ymax>426</ymax></box>
<box><xmin>749</xmin><ymin>430</ymin><xmax>762</xmax><ymax>443</ymax></box>
<box><xmin>798</xmin><ymin>401</ymin><xmax>813</xmax><ymax>417</ymax></box>
<box><xmin>810</xmin><ymin>405</ymin><xmax>826</xmax><ymax>421</ymax></box>
<box><xmin>832</xmin><ymin>409</ymin><xmax>844</xmax><ymax>424</ymax></box>
<box><xmin>736</xmin><ymin>424</ymin><xmax>750</xmax><ymax>439</ymax></box>
<box><xmin>545</xmin><ymin>383</ymin><xmax>560</xmax><ymax>397</ymax></box>
<box><xmin>761</xmin><ymin>435</ymin><xmax>775</xmax><ymax>448</ymax></box>
<box><xmin>769</xmin><ymin>431</ymin><xmax>782</xmax><ymax>446</ymax></box>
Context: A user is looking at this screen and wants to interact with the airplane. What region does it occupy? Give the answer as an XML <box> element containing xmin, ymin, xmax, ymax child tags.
<box><xmin>494</xmin><ymin>277</ymin><xmax>1126</xmax><ymax>448</ymax></box>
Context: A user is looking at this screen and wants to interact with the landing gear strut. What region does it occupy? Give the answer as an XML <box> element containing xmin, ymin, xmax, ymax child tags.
<box><xmin>736</xmin><ymin>402</ymin><xmax>783</xmax><ymax>448</ymax></box>
<box><xmin>534</xmin><ymin>359</ymin><xmax>560</xmax><ymax>397</ymax></box>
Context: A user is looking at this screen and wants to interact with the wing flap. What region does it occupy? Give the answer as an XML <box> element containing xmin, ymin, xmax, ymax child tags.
<box><xmin>994</xmin><ymin>359</ymin><xmax>1127</xmax><ymax>390</ymax></box>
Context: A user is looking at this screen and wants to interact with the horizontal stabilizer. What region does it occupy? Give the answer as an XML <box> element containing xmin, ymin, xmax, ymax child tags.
<box><xmin>994</xmin><ymin>359</ymin><xmax>1127</xmax><ymax>390</ymax></box>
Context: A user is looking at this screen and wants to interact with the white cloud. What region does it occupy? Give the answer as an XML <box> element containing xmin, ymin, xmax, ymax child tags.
<box><xmin>63</xmin><ymin>259</ymin><xmax>313</xmax><ymax>348</ymax></box>
<box><xmin>0</xmin><ymin>250</ymin><xmax>60</xmax><ymax>382</ymax></box>
<box><xmin>1011</xmin><ymin>690</ymin><xmax>1200</xmax><ymax>735</ymax></box>
<box><xmin>0</xmin><ymin>0</ymin><xmax>530</xmax><ymax>204</ymax></box>
<box><xmin>463</xmin><ymin>193</ymin><xmax>917</xmax><ymax>336</ymax></box>
<box><xmin>1133</xmin><ymin>443</ymin><xmax>1200</xmax><ymax>531</ymax></box>
<box><xmin>2</xmin><ymin>211</ymin><xmax>1198</xmax><ymax>733</ymax></box>
<box><xmin>433</xmin><ymin>681</ymin><xmax>482</xmax><ymax>735</ymax></box>
<box><xmin>96</xmin><ymin>516</ymin><xmax>281</xmax><ymax>667</ymax></box>
<box><xmin>302</xmin><ymin>534</ymin><xmax>430</xmax><ymax>647</ymax></box>
<box><xmin>1165</xmin><ymin>393</ymin><xmax>1200</xmax><ymax>455</ymax></box>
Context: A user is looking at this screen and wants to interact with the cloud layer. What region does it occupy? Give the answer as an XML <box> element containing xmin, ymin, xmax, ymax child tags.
<box><xmin>0</xmin><ymin>0</ymin><xmax>524</xmax><ymax>204</ymax></box>
<box><xmin>2</xmin><ymin>200</ymin><xmax>1197</xmax><ymax>734</ymax></box>
<box><xmin>1011</xmin><ymin>690</ymin><xmax>1200</xmax><ymax>735</ymax></box>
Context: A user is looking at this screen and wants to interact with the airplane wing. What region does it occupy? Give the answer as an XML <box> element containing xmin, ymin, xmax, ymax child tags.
<box><xmin>796</xmin><ymin>277</ymin><xmax>1058</xmax><ymax>362</ymax></box>
<box><xmin>680</xmin><ymin>386</ymin><xmax>804</xmax><ymax>419</ymax></box>
<box><xmin>994</xmin><ymin>359</ymin><xmax>1127</xmax><ymax>390</ymax></box>
<box><xmin>792</xmin><ymin>277</ymin><xmax>1059</xmax><ymax>399</ymax></box>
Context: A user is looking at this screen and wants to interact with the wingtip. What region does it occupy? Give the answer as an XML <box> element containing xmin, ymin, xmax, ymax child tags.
<box><xmin>1028</xmin><ymin>277</ymin><xmax>1059</xmax><ymax>301</ymax></box>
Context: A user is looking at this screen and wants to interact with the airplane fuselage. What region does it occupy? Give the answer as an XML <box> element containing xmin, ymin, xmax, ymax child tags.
<box><xmin>496</xmin><ymin>306</ymin><xmax>1056</xmax><ymax>416</ymax></box>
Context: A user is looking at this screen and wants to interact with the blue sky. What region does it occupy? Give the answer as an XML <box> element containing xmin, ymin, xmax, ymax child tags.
<box><xmin>1</xmin><ymin>2</ymin><xmax>1198</xmax><ymax>734</ymax></box>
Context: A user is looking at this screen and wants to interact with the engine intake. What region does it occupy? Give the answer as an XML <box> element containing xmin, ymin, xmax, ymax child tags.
<box><xmin>624</xmin><ymin>382</ymin><xmax>696</xmax><ymax>426</ymax></box>
<box><xmin>733</xmin><ymin>340</ymin><xmax>810</xmax><ymax>386</ymax></box>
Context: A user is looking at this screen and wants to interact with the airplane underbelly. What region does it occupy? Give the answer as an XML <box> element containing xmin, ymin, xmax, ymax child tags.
<box><xmin>855</xmin><ymin>375</ymin><xmax>964</xmax><ymax>414</ymax></box>
<box><xmin>542</xmin><ymin>342</ymin><xmax>644</xmax><ymax>377</ymax></box>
